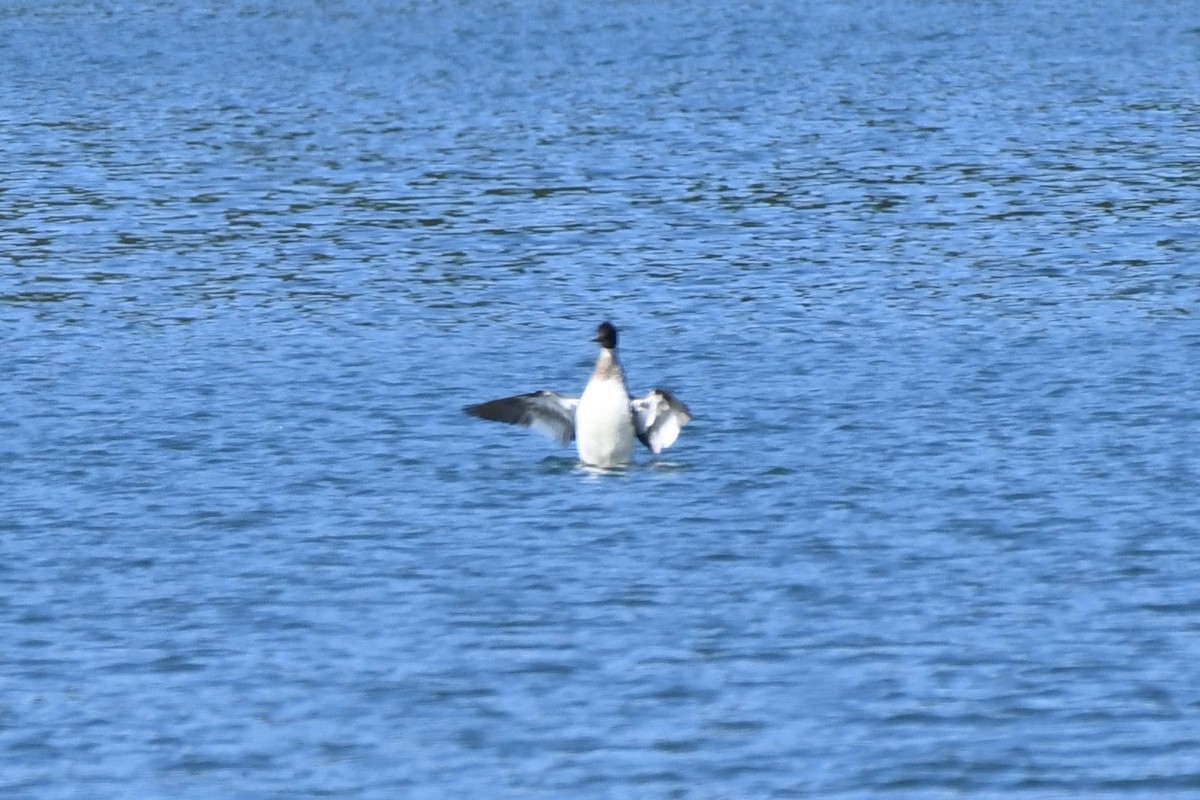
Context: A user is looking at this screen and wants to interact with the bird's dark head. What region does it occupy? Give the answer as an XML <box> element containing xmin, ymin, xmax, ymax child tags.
<box><xmin>593</xmin><ymin>321</ymin><xmax>618</xmax><ymax>349</ymax></box>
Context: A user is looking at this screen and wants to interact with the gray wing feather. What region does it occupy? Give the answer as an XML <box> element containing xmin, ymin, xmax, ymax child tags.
<box><xmin>632</xmin><ymin>389</ymin><xmax>691</xmax><ymax>454</ymax></box>
<box><xmin>464</xmin><ymin>391</ymin><xmax>579</xmax><ymax>446</ymax></box>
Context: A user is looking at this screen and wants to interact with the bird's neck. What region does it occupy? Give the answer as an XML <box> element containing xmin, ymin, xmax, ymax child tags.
<box><xmin>592</xmin><ymin>347</ymin><xmax>623</xmax><ymax>381</ymax></box>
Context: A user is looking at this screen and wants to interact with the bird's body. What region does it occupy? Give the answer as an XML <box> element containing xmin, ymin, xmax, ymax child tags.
<box><xmin>575</xmin><ymin>347</ymin><xmax>637</xmax><ymax>466</ymax></box>
<box><xmin>465</xmin><ymin>322</ymin><xmax>691</xmax><ymax>468</ymax></box>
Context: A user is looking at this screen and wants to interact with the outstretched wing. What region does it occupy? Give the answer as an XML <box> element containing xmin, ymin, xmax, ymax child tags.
<box><xmin>632</xmin><ymin>389</ymin><xmax>691</xmax><ymax>454</ymax></box>
<box><xmin>464</xmin><ymin>391</ymin><xmax>579</xmax><ymax>446</ymax></box>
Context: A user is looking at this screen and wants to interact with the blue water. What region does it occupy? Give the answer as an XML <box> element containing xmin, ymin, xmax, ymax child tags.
<box><xmin>4</xmin><ymin>1</ymin><xmax>1200</xmax><ymax>797</ymax></box>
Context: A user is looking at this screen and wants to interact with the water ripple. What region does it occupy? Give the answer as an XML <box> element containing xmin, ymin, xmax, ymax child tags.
<box><xmin>4</xmin><ymin>0</ymin><xmax>1200</xmax><ymax>797</ymax></box>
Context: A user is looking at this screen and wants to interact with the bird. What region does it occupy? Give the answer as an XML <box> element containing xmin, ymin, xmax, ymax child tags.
<box><xmin>464</xmin><ymin>321</ymin><xmax>691</xmax><ymax>468</ymax></box>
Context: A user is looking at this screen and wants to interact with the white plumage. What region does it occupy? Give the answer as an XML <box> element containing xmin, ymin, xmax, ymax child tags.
<box><xmin>576</xmin><ymin>364</ymin><xmax>636</xmax><ymax>466</ymax></box>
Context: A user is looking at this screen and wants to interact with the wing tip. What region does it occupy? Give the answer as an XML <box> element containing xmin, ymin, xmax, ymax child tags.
<box><xmin>651</xmin><ymin>388</ymin><xmax>692</xmax><ymax>423</ymax></box>
<box><xmin>463</xmin><ymin>397</ymin><xmax>524</xmax><ymax>425</ymax></box>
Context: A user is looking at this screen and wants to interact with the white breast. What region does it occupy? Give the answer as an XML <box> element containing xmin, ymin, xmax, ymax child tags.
<box><xmin>575</xmin><ymin>376</ymin><xmax>635</xmax><ymax>467</ymax></box>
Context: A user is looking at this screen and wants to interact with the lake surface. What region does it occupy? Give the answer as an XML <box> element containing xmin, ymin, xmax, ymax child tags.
<box><xmin>3</xmin><ymin>0</ymin><xmax>1200</xmax><ymax>796</ymax></box>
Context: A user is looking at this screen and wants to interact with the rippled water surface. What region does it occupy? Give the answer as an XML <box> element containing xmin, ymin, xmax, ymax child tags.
<box><xmin>4</xmin><ymin>1</ymin><xmax>1200</xmax><ymax>797</ymax></box>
